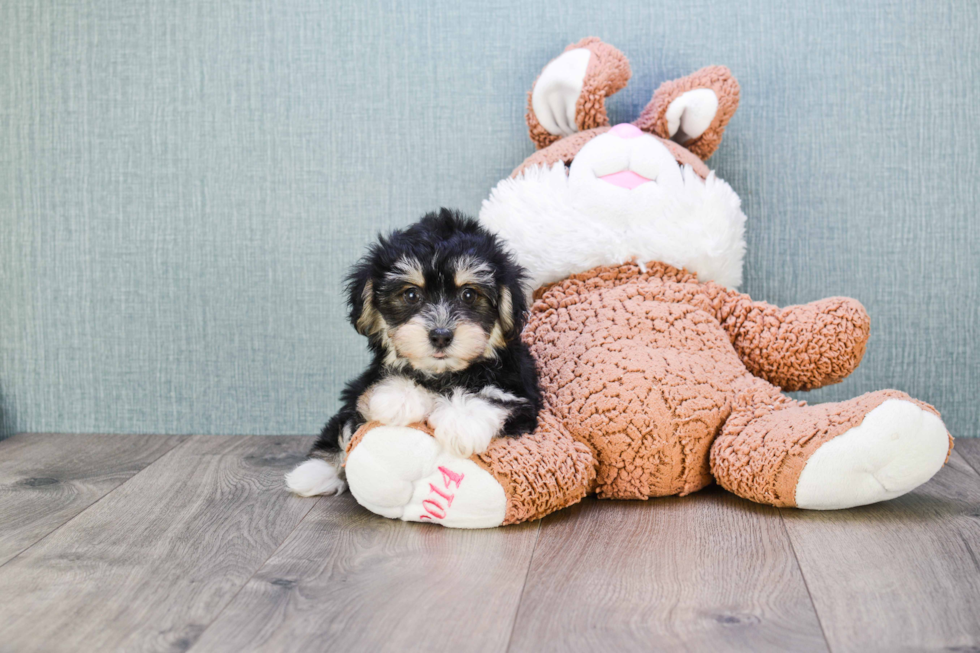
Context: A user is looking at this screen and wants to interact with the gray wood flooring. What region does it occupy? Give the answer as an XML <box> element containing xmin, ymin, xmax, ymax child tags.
<box><xmin>0</xmin><ymin>433</ymin><xmax>978</xmax><ymax>653</ymax></box>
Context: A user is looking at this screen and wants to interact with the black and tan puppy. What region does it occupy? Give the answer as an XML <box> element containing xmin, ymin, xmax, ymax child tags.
<box><xmin>286</xmin><ymin>209</ymin><xmax>541</xmax><ymax>497</ymax></box>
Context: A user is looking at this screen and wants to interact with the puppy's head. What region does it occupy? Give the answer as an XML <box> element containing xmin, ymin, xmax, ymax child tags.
<box><xmin>347</xmin><ymin>209</ymin><xmax>527</xmax><ymax>375</ymax></box>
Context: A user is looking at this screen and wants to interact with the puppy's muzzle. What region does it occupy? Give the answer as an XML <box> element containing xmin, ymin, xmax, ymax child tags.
<box><xmin>428</xmin><ymin>328</ymin><xmax>454</xmax><ymax>350</ymax></box>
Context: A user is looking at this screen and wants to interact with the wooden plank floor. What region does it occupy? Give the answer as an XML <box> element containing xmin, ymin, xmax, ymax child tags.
<box><xmin>0</xmin><ymin>435</ymin><xmax>977</xmax><ymax>653</ymax></box>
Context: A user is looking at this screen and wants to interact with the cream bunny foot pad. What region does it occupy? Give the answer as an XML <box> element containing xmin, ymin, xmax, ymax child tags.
<box><xmin>795</xmin><ymin>399</ymin><xmax>950</xmax><ymax>510</ymax></box>
<box><xmin>344</xmin><ymin>425</ymin><xmax>507</xmax><ymax>529</ymax></box>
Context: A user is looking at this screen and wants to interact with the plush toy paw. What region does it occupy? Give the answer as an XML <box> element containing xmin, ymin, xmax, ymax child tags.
<box><xmin>794</xmin><ymin>399</ymin><xmax>951</xmax><ymax>510</ymax></box>
<box><xmin>344</xmin><ymin>425</ymin><xmax>507</xmax><ymax>528</ymax></box>
<box><xmin>363</xmin><ymin>377</ymin><xmax>435</xmax><ymax>427</ymax></box>
<box><xmin>427</xmin><ymin>391</ymin><xmax>509</xmax><ymax>458</ymax></box>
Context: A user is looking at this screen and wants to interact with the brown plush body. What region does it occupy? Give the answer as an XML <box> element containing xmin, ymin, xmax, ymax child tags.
<box><xmin>467</xmin><ymin>262</ymin><xmax>948</xmax><ymax>524</ymax></box>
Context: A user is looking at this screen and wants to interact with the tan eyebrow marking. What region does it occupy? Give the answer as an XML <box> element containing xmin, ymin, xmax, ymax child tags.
<box><xmin>385</xmin><ymin>257</ymin><xmax>425</xmax><ymax>287</ymax></box>
<box><xmin>453</xmin><ymin>255</ymin><xmax>494</xmax><ymax>287</ymax></box>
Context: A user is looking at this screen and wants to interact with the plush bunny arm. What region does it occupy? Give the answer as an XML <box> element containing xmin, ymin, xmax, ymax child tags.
<box><xmin>713</xmin><ymin>291</ymin><xmax>871</xmax><ymax>391</ymax></box>
<box><xmin>531</xmin><ymin>261</ymin><xmax>869</xmax><ymax>392</ymax></box>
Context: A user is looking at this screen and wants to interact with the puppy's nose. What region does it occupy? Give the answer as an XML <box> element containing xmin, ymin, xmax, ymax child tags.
<box><xmin>428</xmin><ymin>328</ymin><xmax>454</xmax><ymax>349</ymax></box>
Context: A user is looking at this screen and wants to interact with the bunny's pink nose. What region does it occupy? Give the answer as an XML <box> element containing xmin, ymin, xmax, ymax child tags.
<box><xmin>610</xmin><ymin>123</ymin><xmax>643</xmax><ymax>139</ymax></box>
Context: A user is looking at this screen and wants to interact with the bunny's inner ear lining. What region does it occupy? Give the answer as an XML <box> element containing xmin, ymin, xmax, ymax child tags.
<box><xmin>665</xmin><ymin>89</ymin><xmax>719</xmax><ymax>144</ymax></box>
<box><xmin>531</xmin><ymin>48</ymin><xmax>592</xmax><ymax>137</ymax></box>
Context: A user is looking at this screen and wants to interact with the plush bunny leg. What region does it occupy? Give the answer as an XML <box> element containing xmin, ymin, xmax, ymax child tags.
<box><xmin>344</xmin><ymin>415</ymin><xmax>595</xmax><ymax>528</ymax></box>
<box><xmin>343</xmin><ymin>422</ymin><xmax>507</xmax><ymax>529</ymax></box>
<box><xmin>475</xmin><ymin>413</ymin><xmax>597</xmax><ymax>525</ymax></box>
<box><xmin>710</xmin><ymin>386</ymin><xmax>953</xmax><ymax>509</ymax></box>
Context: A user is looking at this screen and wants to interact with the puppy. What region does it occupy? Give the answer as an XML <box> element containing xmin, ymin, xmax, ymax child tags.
<box><xmin>286</xmin><ymin>209</ymin><xmax>541</xmax><ymax>497</ymax></box>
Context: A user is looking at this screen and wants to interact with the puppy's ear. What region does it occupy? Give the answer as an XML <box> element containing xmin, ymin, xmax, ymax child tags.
<box><xmin>498</xmin><ymin>279</ymin><xmax>529</xmax><ymax>340</ymax></box>
<box><xmin>346</xmin><ymin>261</ymin><xmax>381</xmax><ymax>337</ymax></box>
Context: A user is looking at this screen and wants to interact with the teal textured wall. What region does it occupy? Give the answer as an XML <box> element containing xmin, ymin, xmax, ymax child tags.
<box><xmin>1</xmin><ymin>0</ymin><xmax>978</xmax><ymax>438</ymax></box>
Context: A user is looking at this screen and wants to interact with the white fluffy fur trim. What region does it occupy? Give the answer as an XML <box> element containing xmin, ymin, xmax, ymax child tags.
<box><xmin>479</xmin><ymin>162</ymin><xmax>747</xmax><ymax>290</ymax></box>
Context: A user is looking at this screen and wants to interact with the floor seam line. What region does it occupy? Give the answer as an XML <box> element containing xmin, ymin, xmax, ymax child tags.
<box><xmin>504</xmin><ymin>519</ymin><xmax>543</xmax><ymax>653</ymax></box>
<box><xmin>0</xmin><ymin>434</ymin><xmax>194</xmax><ymax>573</ymax></box>
<box><xmin>185</xmin><ymin>495</ymin><xmax>324</xmax><ymax>652</ymax></box>
<box><xmin>779</xmin><ymin>508</ymin><xmax>834</xmax><ymax>653</ymax></box>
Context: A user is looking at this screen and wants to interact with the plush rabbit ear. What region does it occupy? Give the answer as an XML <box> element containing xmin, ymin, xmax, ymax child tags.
<box><xmin>634</xmin><ymin>66</ymin><xmax>740</xmax><ymax>160</ymax></box>
<box><xmin>526</xmin><ymin>37</ymin><xmax>631</xmax><ymax>150</ymax></box>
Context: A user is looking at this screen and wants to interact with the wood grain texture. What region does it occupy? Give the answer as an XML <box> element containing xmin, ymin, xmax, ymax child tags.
<box><xmin>0</xmin><ymin>435</ymin><xmax>314</xmax><ymax>653</ymax></box>
<box><xmin>189</xmin><ymin>492</ymin><xmax>540</xmax><ymax>653</ymax></box>
<box><xmin>954</xmin><ymin>438</ymin><xmax>980</xmax><ymax>476</ymax></box>
<box><xmin>0</xmin><ymin>433</ymin><xmax>188</xmax><ymax>567</ymax></box>
<box><xmin>3</xmin><ymin>434</ymin><xmax>978</xmax><ymax>652</ymax></box>
<box><xmin>507</xmin><ymin>491</ymin><xmax>828</xmax><ymax>653</ymax></box>
<box><xmin>782</xmin><ymin>450</ymin><xmax>980</xmax><ymax>653</ymax></box>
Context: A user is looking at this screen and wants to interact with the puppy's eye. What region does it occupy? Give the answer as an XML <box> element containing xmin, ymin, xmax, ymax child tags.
<box><xmin>403</xmin><ymin>287</ymin><xmax>422</xmax><ymax>305</ymax></box>
<box><xmin>460</xmin><ymin>288</ymin><xmax>477</xmax><ymax>305</ymax></box>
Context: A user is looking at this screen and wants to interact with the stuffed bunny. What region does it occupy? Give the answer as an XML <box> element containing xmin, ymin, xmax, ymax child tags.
<box><xmin>340</xmin><ymin>38</ymin><xmax>952</xmax><ymax>528</ymax></box>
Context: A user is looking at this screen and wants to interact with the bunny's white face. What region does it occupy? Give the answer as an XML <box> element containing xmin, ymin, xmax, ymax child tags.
<box><xmin>479</xmin><ymin>39</ymin><xmax>746</xmax><ymax>293</ymax></box>
<box><xmin>479</xmin><ymin>125</ymin><xmax>747</xmax><ymax>292</ymax></box>
<box><xmin>571</xmin><ymin>123</ymin><xmax>683</xmax><ymax>193</ymax></box>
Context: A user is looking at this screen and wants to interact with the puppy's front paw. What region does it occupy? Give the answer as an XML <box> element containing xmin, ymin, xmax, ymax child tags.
<box><xmin>285</xmin><ymin>459</ymin><xmax>347</xmax><ymax>497</ymax></box>
<box><xmin>429</xmin><ymin>391</ymin><xmax>509</xmax><ymax>458</ymax></box>
<box><xmin>364</xmin><ymin>377</ymin><xmax>435</xmax><ymax>426</ymax></box>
